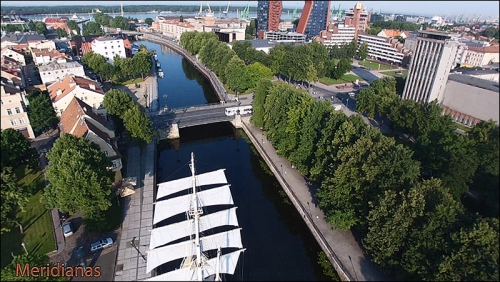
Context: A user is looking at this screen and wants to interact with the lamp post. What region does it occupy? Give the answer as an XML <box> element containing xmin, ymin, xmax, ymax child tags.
<box><xmin>234</xmin><ymin>85</ymin><xmax>239</xmax><ymax>102</ymax></box>
<box><xmin>21</xmin><ymin>242</ymin><xmax>28</xmax><ymax>254</ymax></box>
<box><xmin>130</xmin><ymin>237</ymin><xmax>147</xmax><ymax>262</ymax></box>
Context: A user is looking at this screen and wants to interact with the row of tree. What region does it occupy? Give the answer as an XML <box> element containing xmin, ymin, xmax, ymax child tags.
<box><xmin>180</xmin><ymin>31</ymin><xmax>273</xmax><ymax>92</ymax></box>
<box><xmin>93</xmin><ymin>12</ymin><xmax>132</xmax><ymax>31</ymax></box>
<box><xmin>81</xmin><ymin>47</ymin><xmax>152</xmax><ymax>83</ymax></box>
<box><xmin>180</xmin><ymin>31</ymin><xmax>363</xmax><ymax>90</ymax></box>
<box><xmin>1</xmin><ymin>20</ymin><xmax>48</xmax><ymax>35</ymax></box>
<box><xmin>251</xmin><ymin>78</ymin><xmax>499</xmax><ymax>280</ymax></box>
<box><xmin>102</xmin><ymin>89</ymin><xmax>154</xmax><ymax>143</ymax></box>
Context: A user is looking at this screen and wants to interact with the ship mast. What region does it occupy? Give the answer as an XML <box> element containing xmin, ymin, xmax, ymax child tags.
<box><xmin>189</xmin><ymin>152</ymin><xmax>204</xmax><ymax>281</ymax></box>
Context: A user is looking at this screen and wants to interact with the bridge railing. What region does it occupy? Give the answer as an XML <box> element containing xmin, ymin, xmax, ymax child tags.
<box><xmin>177</xmin><ymin>116</ymin><xmax>234</xmax><ymax>128</ymax></box>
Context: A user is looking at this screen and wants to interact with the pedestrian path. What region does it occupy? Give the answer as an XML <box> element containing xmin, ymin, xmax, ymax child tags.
<box><xmin>241</xmin><ymin>117</ymin><xmax>388</xmax><ymax>281</ymax></box>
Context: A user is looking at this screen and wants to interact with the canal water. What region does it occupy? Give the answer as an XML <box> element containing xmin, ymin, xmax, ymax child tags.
<box><xmin>149</xmin><ymin>40</ymin><xmax>335</xmax><ymax>280</ymax></box>
<box><xmin>135</xmin><ymin>40</ymin><xmax>220</xmax><ymax>109</ymax></box>
<box><xmin>157</xmin><ymin>124</ymin><xmax>333</xmax><ymax>281</ymax></box>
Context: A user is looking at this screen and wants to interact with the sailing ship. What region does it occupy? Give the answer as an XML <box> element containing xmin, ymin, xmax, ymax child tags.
<box><xmin>145</xmin><ymin>153</ymin><xmax>245</xmax><ymax>281</ymax></box>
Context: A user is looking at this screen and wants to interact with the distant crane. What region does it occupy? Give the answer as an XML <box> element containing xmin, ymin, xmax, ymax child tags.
<box><xmin>206</xmin><ymin>2</ymin><xmax>214</xmax><ymax>17</ymax></box>
<box><xmin>336</xmin><ymin>4</ymin><xmax>343</xmax><ymax>20</ymax></box>
<box><xmin>223</xmin><ymin>1</ymin><xmax>230</xmax><ymax>15</ymax></box>
<box><xmin>240</xmin><ymin>2</ymin><xmax>250</xmax><ymax>20</ymax></box>
<box><xmin>292</xmin><ymin>2</ymin><xmax>298</xmax><ymax>19</ymax></box>
<box><xmin>196</xmin><ymin>1</ymin><xmax>204</xmax><ymax>18</ymax></box>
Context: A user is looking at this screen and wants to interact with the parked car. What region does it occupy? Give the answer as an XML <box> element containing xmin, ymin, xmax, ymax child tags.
<box><xmin>58</xmin><ymin>210</ymin><xmax>69</xmax><ymax>222</ymax></box>
<box><xmin>90</xmin><ymin>238</ymin><xmax>113</xmax><ymax>252</ymax></box>
<box><xmin>62</xmin><ymin>222</ymin><xmax>73</xmax><ymax>237</ymax></box>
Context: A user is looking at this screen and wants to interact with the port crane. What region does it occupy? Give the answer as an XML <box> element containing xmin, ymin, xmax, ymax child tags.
<box><xmin>223</xmin><ymin>1</ymin><xmax>230</xmax><ymax>15</ymax></box>
<box><xmin>206</xmin><ymin>2</ymin><xmax>214</xmax><ymax>17</ymax></box>
<box><xmin>240</xmin><ymin>2</ymin><xmax>250</xmax><ymax>19</ymax></box>
<box><xmin>196</xmin><ymin>1</ymin><xmax>204</xmax><ymax>18</ymax></box>
<box><xmin>292</xmin><ymin>3</ymin><xmax>298</xmax><ymax>19</ymax></box>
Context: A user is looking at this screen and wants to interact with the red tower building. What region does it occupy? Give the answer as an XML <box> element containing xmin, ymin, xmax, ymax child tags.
<box><xmin>257</xmin><ymin>1</ymin><xmax>283</xmax><ymax>39</ymax></box>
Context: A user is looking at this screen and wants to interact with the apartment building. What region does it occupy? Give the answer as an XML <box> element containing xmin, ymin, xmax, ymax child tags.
<box><xmin>441</xmin><ymin>74</ymin><xmax>499</xmax><ymax>127</ymax></box>
<box><xmin>28</xmin><ymin>40</ymin><xmax>57</xmax><ymax>50</ymax></box>
<box><xmin>313</xmin><ymin>23</ymin><xmax>356</xmax><ymax>46</ymax></box>
<box><xmin>462</xmin><ymin>45</ymin><xmax>500</xmax><ymax>67</ymax></box>
<box><xmin>91</xmin><ymin>37</ymin><xmax>127</xmax><ymax>64</ymax></box>
<box><xmin>1</xmin><ymin>47</ymin><xmax>26</xmax><ymax>66</ymax></box>
<box><xmin>159</xmin><ymin>20</ymin><xmax>196</xmax><ymax>40</ymax></box>
<box><xmin>296</xmin><ymin>0</ymin><xmax>331</xmax><ymax>40</ymax></box>
<box><xmin>1</xmin><ymin>82</ymin><xmax>35</xmax><ymax>139</ymax></box>
<box><xmin>47</xmin><ymin>75</ymin><xmax>106</xmax><ymax>116</ymax></box>
<box><xmin>39</xmin><ymin>60</ymin><xmax>86</xmax><ymax>85</ymax></box>
<box><xmin>257</xmin><ymin>1</ymin><xmax>283</xmax><ymax>39</ymax></box>
<box><xmin>402</xmin><ymin>30</ymin><xmax>459</xmax><ymax>104</ymax></box>
<box><xmin>31</xmin><ymin>48</ymin><xmax>69</xmax><ymax>65</ymax></box>
<box><xmin>44</xmin><ymin>18</ymin><xmax>71</xmax><ymax>34</ymax></box>
<box><xmin>264</xmin><ymin>31</ymin><xmax>306</xmax><ymax>43</ymax></box>
<box><xmin>344</xmin><ymin>3</ymin><xmax>370</xmax><ymax>38</ymax></box>
<box><xmin>59</xmin><ymin>97</ymin><xmax>122</xmax><ymax>170</ymax></box>
<box><xmin>357</xmin><ymin>34</ymin><xmax>409</xmax><ymax>65</ymax></box>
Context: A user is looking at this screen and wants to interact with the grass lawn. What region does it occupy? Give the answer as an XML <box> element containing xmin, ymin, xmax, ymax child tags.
<box><xmin>1</xmin><ymin>166</ymin><xmax>55</xmax><ymax>269</ymax></box>
<box><xmin>359</xmin><ymin>60</ymin><xmax>397</xmax><ymax>71</ymax></box>
<box><xmin>319</xmin><ymin>74</ymin><xmax>365</xmax><ymax>85</ymax></box>
<box><xmin>119</xmin><ymin>77</ymin><xmax>143</xmax><ymax>86</ymax></box>
<box><xmin>381</xmin><ymin>69</ymin><xmax>409</xmax><ymax>78</ymax></box>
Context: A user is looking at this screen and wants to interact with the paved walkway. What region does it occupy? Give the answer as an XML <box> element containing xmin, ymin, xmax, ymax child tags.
<box><xmin>114</xmin><ymin>142</ymin><xmax>156</xmax><ymax>281</ymax></box>
<box><xmin>241</xmin><ymin>117</ymin><xmax>388</xmax><ymax>281</ymax></box>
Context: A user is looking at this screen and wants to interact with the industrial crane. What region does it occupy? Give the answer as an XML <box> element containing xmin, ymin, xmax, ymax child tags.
<box><xmin>196</xmin><ymin>1</ymin><xmax>203</xmax><ymax>18</ymax></box>
<box><xmin>223</xmin><ymin>1</ymin><xmax>230</xmax><ymax>15</ymax></box>
<box><xmin>240</xmin><ymin>2</ymin><xmax>250</xmax><ymax>19</ymax></box>
<box><xmin>292</xmin><ymin>2</ymin><xmax>298</xmax><ymax>19</ymax></box>
<box><xmin>206</xmin><ymin>1</ymin><xmax>214</xmax><ymax>17</ymax></box>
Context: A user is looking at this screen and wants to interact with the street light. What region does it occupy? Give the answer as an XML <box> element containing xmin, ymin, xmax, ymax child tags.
<box><xmin>21</xmin><ymin>242</ymin><xmax>28</xmax><ymax>255</ymax></box>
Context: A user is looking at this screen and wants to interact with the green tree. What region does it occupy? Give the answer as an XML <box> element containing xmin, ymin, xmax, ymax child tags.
<box><xmin>55</xmin><ymin>27</ymin><xmax>68</xmax><ymax>39</ymax></box>
<box><xmin>27</xmin><ymin>20</ymin><xmax>36</xmax><ymax>32</ymax></box>
<box><xmin>367</xmin><ymin>26</ymin><xmax>383</xmax><ymax>36</ymax></box>
<box><xmin>26</xmin><ymin>90</ymin><xmax>59</xmax><ymax>135</ymax></box>
<box><xmin>1</xmin><ymin>166</ymin><xmax>30</xmax><ymax>234</ymax></box>
<box><xmin>110</xmin><ymin>16</ymin><xmax>131</xmax><ymax>30</ymax></box>
<box><xmin>308</xmin><ymin>41</ymin><xmax>329</xmax><ymax>79</ymax></box>
<box><xmin>355</xmin><ymin>87</ymin><xmax>377</xmax><ymax>118</ymax></box>
<box><xmin>224</xmin><ymin>55</ymin><xmax>249</xmax><ymax>92</ymax></box>
<box><xmin>246</xmin><ymin>62</ymin><xmax>273</xmax><ymax>88</ymax></box>
<box><xmin>93</xmin><ymin>12</ymin><xmax>112</xmax><ymax>27</ymax></box>
<box><xmin>437</xmin><ymin>217</ymin><xmax>499</xmax><ymax>281</ymax></box>
<box><xmin>34</xmin><ymin>21</ymin><xmax>47</xmax><ymax>35</ymax></box>
<box><xmin>122</xmin><ymin>106</ymin><xmax>154</xmax><ymax>143</ymax></box>
<box><xmin>66</xmin><ymin>20</ymin><xmax>80</xmax><ymax>35</ymax></box>
<box><xmin>0</xmin><ymin>128</ymin><xmax>38</xmax><ymax>168</ymax></box>
<box><xmin>179</xmin><ymin>15</ymin><xmax>184</xmax><ymax>22</ymax></box>
<box><xmin>144</xmin><ymin>18</ymin><xmax>154</xmax><ymax>26</ymax></box>
<box><xmin>102</xmin><ymin>89</ymin><xmax>135</xmax><ymax>117</ymax></box>
<box><xmin>82</xmin><ymin>51</ymin><xmax>111</xmax><ymax>76</ymax></box>
<box><xmin>358</xmin><ymin>42</ymin><xmax>369</xmax><ymax>60</ymax></box>
<box><xmin>43</xmin><ymin>134</ymin><xmax>114</xmax><ymax>217</ymax></box>
<box><xmin>132</xmin><ymin>51</ymin><xmax>153</xmax><ymax>79</ymax></box>
<box><xmin>251</xmin><ymin>79</ymin><xmax>273</xmax><ymax>127</ymax></box>
<box><xmin>82</xmin><ymin>21</ymin><xmax>104</xmax><ymax>36</ymax></box>
<box><xmin>232</xmin><ymin>40</ymin><xmax>252</xmax><ymax>64</ymax></box>
<box><xmin>0</xmin><ymin>254</ymin><xmax>65</xmax><ymax>281</ymax></box>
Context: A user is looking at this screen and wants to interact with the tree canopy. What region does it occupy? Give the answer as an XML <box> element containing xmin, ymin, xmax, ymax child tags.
<box><xmin>0</xmin><ymin>128</ymin><xmax>38</xmax><ymax>168</ymax></box>
<box><xmin>26</xmin><ymin>90</ymin><xmax>59</xmax><ymax>135</ymax></box>
<box><xmin>43</xmin><ymin>134</ymin><xmax>114</xmax><ymax>218</ymax></box>
<box><xmin>1</xmin><ymin>166</ymin><xmax>30</xmax><ymax>234</ymax></box>
<box><xmin>102</xmin><ymin>89</ymin><xmax>135</xmax><ymax>117</ymax></box>
<box><xmin>122</xmin><ymin>106</ymin><xmax>154</xmax><ymax>143</ymax></box>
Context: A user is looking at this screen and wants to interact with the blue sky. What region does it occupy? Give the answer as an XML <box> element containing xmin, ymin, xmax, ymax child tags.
<box><xmin>2</xmin><ymin>1</ymin><xmax>499</xmax><ymax>18</ymax></box>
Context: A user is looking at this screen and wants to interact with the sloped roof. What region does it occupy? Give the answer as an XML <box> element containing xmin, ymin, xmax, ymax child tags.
<box><xmin>48</xmin><ymin>75</ymin><xmax>104</xmax><ymax>103</ymax></box>
<box><xmin>0</xmin><ymin>32</ymin><xmax>46</xmax><ymax>44</ymax></box>
<box><xmin>381</xmin><ymin>29</ymin><xmax>402</xmax><ymax>37</ymax></box>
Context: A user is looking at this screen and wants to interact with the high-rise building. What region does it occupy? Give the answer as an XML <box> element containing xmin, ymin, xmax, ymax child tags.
<box><xmin>257</xmin><ymin>1</ymin><xmax>283</xmax><ymax>39</ymax></box>
<box><xmin>296</xmin><ymin>1</ymin><xmax>331</xmax><ymax>40</ymax></box>
<box><xmin>402</xmin><ymin>30</ymin><xmax>459</xmax><ymax>104</ymax></box>
<box><xmin>344</xmin><ymin>3</ymin><xmax>370</xmax><ymax>39</ymax></box>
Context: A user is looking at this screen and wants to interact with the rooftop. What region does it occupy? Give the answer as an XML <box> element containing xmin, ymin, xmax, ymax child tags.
<box><xmin>0</xmin><ymin>32</ymin><xmax>46</xmax><ymax>44</ymax></box>
<box><xmin>231</xmin><ymin>39</ymin><xmax>306</xmax><ymax>49</ymax></box>
<box><xmin>39</xmin><ymin>61</ymin><xmax>84</xmax><ymax>72</ymax></box>
<box><xmin>48</xmin><ymin>75</ymin><xmax>104</xmax><ymax>103</ymax></box>
<box><xmin>448</xmin><ymin>73</ymin><xmax>499</xmax><ymax>92</ymax></box>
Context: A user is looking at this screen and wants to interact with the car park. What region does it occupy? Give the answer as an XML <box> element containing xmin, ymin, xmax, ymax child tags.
<box><xmin>62</xmin><ymin>222</ymin><xmax>73</xmax><ymax>237</ymax></box>
<box><xmin>90</xmin><ymin>238</ymin><xmax>113</xmax><ymax>252</ymax></box>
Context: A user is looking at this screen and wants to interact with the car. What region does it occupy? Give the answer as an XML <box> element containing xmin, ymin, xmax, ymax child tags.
<box><xmin>62</xmin><ymin>222</ymin><xmax>73</xmax><ymax>237</ymax></box>
<box><xmin>348</xmin><ymin>92</ymin><xmax>356</xmax><ymax>97</ymax></box>
<box><xmin>90</xmin><ymin>238</ymin><xmax>113</xmax><ymax>252</ymax></box>
<box><xmin>58</xmin><ymin>210</ymin><xmax>69</xmax><ymax>222</ymax></box>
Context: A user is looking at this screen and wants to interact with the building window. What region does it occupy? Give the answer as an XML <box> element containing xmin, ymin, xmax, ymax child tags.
<box><xmin>15</xmin><ymin>107</ymin><xmax>20</xmax><ymax>113</ymax></box>
<box><xmin>105</xmin><ymin>46</ymin><xmax>107</xmax><ymax>49</ymax></box>
<box><xmin>7</xmin><ymin>109</ymin><xmax>12</xmax><ymax>115</ymax></box>
<box><xmin>11</xmin><ymin>119</ymin><xmax>17</xmax><ymax>126</ymax></box>
<box><xmin>105</xmin><ymin>52</ymin><xmax>108</xmax><ymax>55</ymax></box>
<box><xmin>19</xmin><ymin>118</ymin><xmax>25</xmax><ymax>124</ymax></box>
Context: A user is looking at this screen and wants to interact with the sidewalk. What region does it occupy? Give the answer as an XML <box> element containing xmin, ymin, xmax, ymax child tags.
<box><xmin>241</xmin><ymin>117</ymin><xmax>388</xmax><ymax>281</ymax></box>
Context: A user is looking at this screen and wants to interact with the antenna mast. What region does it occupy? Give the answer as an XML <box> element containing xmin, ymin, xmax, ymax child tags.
<box><xmin>189</xmin><ymin>152</ymin><xmax>204</xmax><ymax>281</ymax></box>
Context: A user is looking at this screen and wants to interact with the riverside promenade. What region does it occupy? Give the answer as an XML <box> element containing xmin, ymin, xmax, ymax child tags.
<box><xmin>136</xmin><ymin>32</ymin><xmax>387</xmax><ymax>281</ymax></box>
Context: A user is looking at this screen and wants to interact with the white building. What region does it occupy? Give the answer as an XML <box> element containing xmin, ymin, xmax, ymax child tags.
<box><xmin>59</xmin><ymin>97</ymin><xmax>122</xmax><ymax>171</ymax></box>
<box><xmin>264</xmin><ymin>31</ymin><xmax>306</xmax><ymax>43</ymax></box>
<box><xmin>1</xmin><ymin>47</ymin><xmax>26</xmax><ymax>66</ymax></box>
<box><xmin>159</xmin><ymin>20</ymin><xmax>196</xmax><ymax>40</ymax></box>
<box><xmin>27</xmin><ymin>40</ymin><xmax>57</xmax><ymax>51</ymax></box>
<box><xmin>1</xmin><ymin>82</ymin><xmax>35</xmax><ymax>139</ymax></box>
<box><xmin>462</xmin><ymin>45</ymin><xmax>500</xmax><ymax>67</ymax></box>
<box><xmin>31</xmin><ymin>48</ymin><xmax>69</xmax><ymax>65</ymax></box>
<box><xmin>357</xmin><ymin>34</ymin><xmax>408</xmax><ymax>65</ymax></box>
<box><xmin>91</xmin><ymin>37</ymin><xmax>127</xmax><ymax>64</ymax></box>
<box><xmin>313</xmin><ymin>24</ymin><xmax>356</xmax><ymax>46</ymax></box>
<box><xmin>47</xmin><ymin>75</ymin><xmax>107</xmax><ymax>117</ymax></box>
<box><xmin>403</xmin><ymin>31</ymin><xmax>459</xmax><ymax>104</ymax></box>
<box><xmin>39</xmin><ymin>60</ymin><xmax>86</xmax><ymax>85</ymax></box>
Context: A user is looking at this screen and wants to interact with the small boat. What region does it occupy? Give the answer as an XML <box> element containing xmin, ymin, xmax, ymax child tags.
<box><xmin>156</xmin><ymin>62</ymin><xmax>161</xmax><ymax>68</ymax></box>
<box><xmin>157</xmin><ymin>68</ymin><xmax>164</xmax><ymax>78</ymax></box>
<box><xmin>145</xmin><ymin>153</ymin><xmax>245</xmax><ymax>281</ymax></box>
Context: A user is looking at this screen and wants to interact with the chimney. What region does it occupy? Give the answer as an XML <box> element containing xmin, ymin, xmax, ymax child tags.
<box><xmin>69</xmin><ymin>78</ymin><xmax>77</xmax><ymax>88</ymax></box>
<box><xmin>56</xmin><ymin>89</ymin><xmax>63</xmax><ymax>96</ymax></box>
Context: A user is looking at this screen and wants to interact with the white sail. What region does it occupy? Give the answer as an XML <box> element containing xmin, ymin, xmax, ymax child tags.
<box><xmin>146</xmin><ymin>228</ymin><xmax>243</xmax><ymax>273</ymax></box>
<box><xmin>150</xmin><ymin>207</ymin><xmax>239</xmax><ymax>250</ymax></box>
<box><xmin>153</xmin><ymin>185</ymin><xmax>234</xmax><ymax>225</ymax></box>
<box><xmin>144</xmin><ymin>249</ymin><xmax>245</xmax><ymax>281</ymax></box>
<box><xmin>157</xmin><ymin>169</ymin><xmax>228</xmax><ymax>199</ymax></box>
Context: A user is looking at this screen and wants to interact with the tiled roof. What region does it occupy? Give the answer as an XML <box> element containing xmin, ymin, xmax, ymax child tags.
<box><xmin>0</xmin><ymin>32</ymin><xmax>46</xmax><ymax>44</ymax></box>
<box><xmin>44</xmin><ymin>18</ymin><xmax>66</xmax><ymax>24</ymax></box>
<box><xmin>468</xmin><ymin>45</ymin><xmax>500</xmax><ymax>53</ymax></box>
<box><xmin>381</xmin><ymin>29</ymin><xmax>401</xmax><ymax>37</ymax></box>
<box><xmin>48</xmin><ymin>75</ymin><xmax>104</xmax><ymax>103</ymax></box>
<box><xmin>60</xmin><ymin>97</ymin><xmax>119</xmax><ymax>157</ymax></box>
